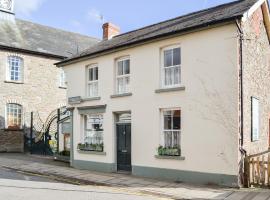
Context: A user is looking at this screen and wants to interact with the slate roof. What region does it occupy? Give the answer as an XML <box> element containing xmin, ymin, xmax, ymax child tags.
<box><xmin>0</xmin><ymin>18</ymin><xmax>100</xmax><ymax>58</ymax></box>
<box><xmin>57</xmin><ymin>0</ymin><xmax>259</xmax><ymax>65</ymax></box>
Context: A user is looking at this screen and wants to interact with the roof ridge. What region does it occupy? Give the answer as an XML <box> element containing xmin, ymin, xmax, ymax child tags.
<box><xmin>16</xmin><ymin>18</ymin><xmax>101</xmax><ymax>41</ymax></box>
<box><xmin>114</xmin><ymin>0</ymin><xmax>249</xmax><ymax>38</ymax></box>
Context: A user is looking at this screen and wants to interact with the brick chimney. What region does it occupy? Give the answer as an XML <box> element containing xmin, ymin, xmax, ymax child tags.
<box><xmin>102</xmin><ymin>22</ymin><xmax>120</xmax><ymax>40</ymax></box>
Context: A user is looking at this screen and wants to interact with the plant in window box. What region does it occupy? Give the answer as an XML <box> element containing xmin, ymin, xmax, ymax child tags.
<box><xmin>77</xmin><ymin>143</ymin><xmax>104</xmax><ymax>152</ymax></box>
<box><xmin>158</xmin><ymin>145</ymin><xmax>181</xmax><ymax>156</ymax></box>
<box><xmin>95</xmin><ymin>143</ymin><xmax>104</xmax><ymax>152</ymax></box>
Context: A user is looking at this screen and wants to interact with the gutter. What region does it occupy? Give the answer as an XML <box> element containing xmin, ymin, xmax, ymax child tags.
<box><xmin>235</xmin><ymin>19</ymin><xmax>247</xmax><ymax>187</ymax></box>
<box><xmin>235</xmin><ymin>20</ymin><xmax>245</xmax><ymax>152</ymax></box>
<box><xmin>0</xmin><ymin>45</ymin><xmax>66</xmax><ymax>60</ymax></box>
<box><xmin>56</xmin><ymin>16</ymin><xmax>243</xmax><ymax>67</ymax></box>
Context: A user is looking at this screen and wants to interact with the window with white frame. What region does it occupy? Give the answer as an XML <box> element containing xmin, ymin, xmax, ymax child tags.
<box><xmin>6</xmin><ymin>103</ymin><xmax>22</xmax><ymax>129</ymax></box>
<box><xmin>87</xmin><ymin>65</ymin><xmax>99</xmax><ymax>97</ymax></box>
<box><xmin>251</xmin><ymin>97</ymin><xmax>259</xmax><ymax>141</ymax></box>
<box><xmin>84</xmin><ymin>114</ymin><xmax>103</xmax><ymax>145</ymax></box>
<box><xmin>7</xmin><ymin>56</ymin><xmax>23</xmax><ymax>82</ymax></box>
<box><xmin>162</xmin><ymin>47</ymin><xmax>181</xmax><ymax>88</ymax></box>
<box><xmin>116</xmin><ymin>58</ymin><xmax>130</xmax><ymax>94</ymax></box>
<box><xmin>161</xmin><ymin>109</ymin><xmax>181</xmax><ymax>148</ymax></box>
<box><xmin>59</xmin><ymin>69</ymin><xmax>67</xmax><ymax>88</ymax></box>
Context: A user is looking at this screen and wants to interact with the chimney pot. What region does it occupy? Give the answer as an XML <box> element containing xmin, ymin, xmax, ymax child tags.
<box><xmin>102</xmin><ymin>22</ymin><xmax>120</xmax><ymax>40</ymax></box>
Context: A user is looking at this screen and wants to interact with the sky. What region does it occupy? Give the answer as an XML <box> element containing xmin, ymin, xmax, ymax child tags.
<box><xmin>12</xmin><ymin>0</ymin><xmax>251</xmax><ymax>39</ymax></box>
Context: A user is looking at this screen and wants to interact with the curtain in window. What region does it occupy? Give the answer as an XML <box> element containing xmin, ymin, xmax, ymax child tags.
<box><xmin>117</xmin><ymin>58</ymin><xmax>130</xmax><ymax>94</ymax></box>
<box><xmin>163</xmin><ymin>48</ymin><xmax>181</xmax><ymax>87</ymax></box>
<box><xmin>162</xmin><ymin>109</ymin><xmax>181</xmax><ymax>148</ymax></box>
<box><xmin>85</xmin><ymin>114</ymin><xmax>103</xmax><ymax>144</ymax></box>
<box><xmin>6</xmin><ymin>104</ymin><xmax>22</xmax><ymax>129</ymax></box>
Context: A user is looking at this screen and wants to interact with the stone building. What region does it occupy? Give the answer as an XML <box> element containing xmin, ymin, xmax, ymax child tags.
<box><xmin>57</xmin><ymin>0</ymin><xmax>270</xmax><ymax>187</ymax></box>
<box><xmin>0</xmin><ymin>0</ymin><xmax>99</xmax><ymax>152</ymax></box>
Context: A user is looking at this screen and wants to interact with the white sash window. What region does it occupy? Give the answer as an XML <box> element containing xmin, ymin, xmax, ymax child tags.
<box><xmin>87</xmin><ymin>65</ymin><xmax>99</xmax><ymax>97</ymax></box>
<box><xmin>84</xmin><ymin>114</ymin><xmax>103</xmax><ymax>145</ymax></box>
<box><xmin>161</xmin><ymin>109</ymin><xmax>181</xmax><ymax>148</ymax></box>
<box><xmin>116</xmin><ymin>58</ymin><xmax>130</xmax><ymax>94</ymax></box>
<box><xmin>162</xmin><ymin>47</ymin><xmax>181</xmax><ymax>88</ymax></box>
<box><xmin>59</xmin><ymin>69</ymin><xmax>67</xmax><ymax>88</ymax></box>
<box><xmin>7</xmin><ymin>56</ymin><xmax>23</xmax><ymax>82</ymax></box>
<box><xmin>6</xmin><ymin>103</ymin><xmax>22</xmax><ymax>129</ymax></box>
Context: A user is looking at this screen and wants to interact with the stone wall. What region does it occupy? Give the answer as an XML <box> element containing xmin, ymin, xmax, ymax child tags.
<box><xmin>0</xmin><ymin>130</ymin><xmax>24</xmax><ymax>152</ymax></box>
<box><xmin>0</xmin><ymin>50</ymin><xmax>67</xmax><ymax>152</ymax></box>
<box><xmin>242</xmin><ymin>7</ymin><xmax>270</xmax><ymax>155</ymax></box>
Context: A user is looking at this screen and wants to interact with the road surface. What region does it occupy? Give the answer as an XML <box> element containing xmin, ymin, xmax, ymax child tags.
<box><xmin>0</xmin><ymin>167</ymin><xmax>164</xmax><ymax>200</ymax></box>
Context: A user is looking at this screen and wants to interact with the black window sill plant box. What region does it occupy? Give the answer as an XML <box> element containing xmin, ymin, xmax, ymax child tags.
<box><xmin>158</xmin><ymin>146</ymin><xmax>181</xmax><ymax>156</ymax></box>
<box><xmin>77</xmin><ymin>143</ymin><xmax>104</xmax><ymax>152</ymax></box>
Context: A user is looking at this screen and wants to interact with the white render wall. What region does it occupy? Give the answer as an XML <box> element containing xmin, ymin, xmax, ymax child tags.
<box><xmin>65</xmin><ymin>24</ymin><xmax>239</xmax><ymax>177</ymax></box>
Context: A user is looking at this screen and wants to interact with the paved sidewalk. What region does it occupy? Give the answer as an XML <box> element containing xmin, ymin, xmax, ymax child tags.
<box><xmin>0</xmin><ymin>153</ymin><xmax>265</xmax><ymax>200</ymax></box>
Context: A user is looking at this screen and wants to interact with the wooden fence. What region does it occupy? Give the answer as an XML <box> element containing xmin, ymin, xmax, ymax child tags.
<box><xmin>244</xmin><ymin>150</ymin><xmax>270</xmax><ymax>188</ymax></box>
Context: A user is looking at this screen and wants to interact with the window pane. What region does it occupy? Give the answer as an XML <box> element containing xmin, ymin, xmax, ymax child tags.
<box><xmin>173</xmin><ymin>110</ymin><xmax>181</xmax><ymax>130</ymax></box>
<box><xmin>95</xmin><ymin>67</ymin><xmax>98</xmax><ymax>80</ymax></box>
<box><xmin>89</xmin><ymin>68</ymin><xmax>93</xmax><ymax>81</ymax></box>
<box><xmin>164</xmin><ymin>111</ymin><xmax>172</xmax><ymax>130</ymax></box>
<box><xmin>164</xmin><ymin>67</ymin><xmax>173</xmax><ymax>86</ymax></box>
<box><xmin>174</xmin><ymin>66</ymin><xmax>181</xmax><ymax>85</ymax></box>
<box><xmin>118</xmin><ymin>61</ymin><xmax>124</xmax><ymax>75</ymax></box>
<box><xmin>7</xmin><ymin>104</ymin><xmax>22</xmax><ymax>128</ymax></box>
<box><xmin>164</xmin><ymin>49</ymin><xmax>173</xmax><ymax>67</ymax></box>
<box><xmin>9</xmin><ymin>57</ymin><xmax>22</xmax><ymax>81</ymax></box>
<box><xmin>252</xmin><ymin>98</ymin><xmax>259</xmax><ymax>141</ymax></box>
<box><xmin>173</xmin><ymin>48</ymin><xmax>181</xmax><ymax>66</ymax></box>
<box><xmin>124</xmin><ymin>60</ymin><xmax>130</xmax><ymax>74</ymax></box>
<box><xmin>85</xmin><ymin>115</ymin><xmax>104</xmax><ymax>145</ymax></box>
<box><xmin>117</xmin><ymin>78</ymin><xmax>124</xmax><ymax>94</ymax></box>
<box><xmin>88</xmin><ymin>82</ymin><xmax>98</xmax><ymax>97</ymax></box>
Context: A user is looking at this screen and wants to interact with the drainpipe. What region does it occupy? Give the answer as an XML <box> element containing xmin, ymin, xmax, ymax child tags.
<box><xmin>235</xmin><ymin>19</ymin><xmax>247</xmax><ymax>187</ymax></box>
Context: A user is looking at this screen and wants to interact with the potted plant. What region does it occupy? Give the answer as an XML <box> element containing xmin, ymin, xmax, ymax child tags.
<box><xmin>157</xmin><ymin>146</ymin><xmax>180</xmax><ymax>156</ymax></box>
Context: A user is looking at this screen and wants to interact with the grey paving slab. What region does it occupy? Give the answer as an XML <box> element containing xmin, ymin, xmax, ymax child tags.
<box><xmin>247</xmin><ymin>192</ymin><xmax>270</xmax><ymax>200</ymax></box>
<box><xmin>5</xmin><ymin>153</ymin><xmax>270</xmax><ymax>200</ymax></box>
<box><xmin>225</xmin><ymin>191</ymin><xmax>250</xmax><ymax>200</ymax></box>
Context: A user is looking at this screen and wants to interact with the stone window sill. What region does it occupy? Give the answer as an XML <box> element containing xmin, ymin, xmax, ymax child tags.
<box><xmin>77</xmin><ymin>150</ymin><xmax>106</xmax><ymax>156</ymax></box>
<box><xmin>155</xmin><ymin>86</ymin><xmax>185</xmax><ymax>93</ymax></box>
<box><xmin>82</xmin><ymin>97</ymin><xmax>101</xmax><ymax>102</ymax></box>
<box><xmin>111</xmin><ymin>93</ymin><xmax>132</xmax><ymax>98</ymax></box>
<box><xmin>155</xmin><ymin>155</ymin><xmax>185</xmax><ymax>160</ymax></box>
<box><xmin>4</xmin><ymin>81</ymin><xmax>24</xmax><ymax>85</ymax></box>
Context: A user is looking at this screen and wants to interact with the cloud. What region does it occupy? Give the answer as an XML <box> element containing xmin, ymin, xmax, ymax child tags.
<box><xmin>86</xmin><ymin>8</ymin><xmax>104</xmax><ymax>23</ymax></box>
<box><xmin>14</xmin><ymin>0</ymin><xmax>45</xmax><ymax>16</ymax></box>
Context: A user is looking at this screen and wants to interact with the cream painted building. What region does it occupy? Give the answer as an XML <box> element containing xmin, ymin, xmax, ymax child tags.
<box><xmin>57</xmin><ymin>0</ymin><xmax>270</xmax><ymax>187</ymax></box>
<box><xmin>0</xmin><ymin>0</ymin><xmax>99</xmax><ymax>152</ymax></box>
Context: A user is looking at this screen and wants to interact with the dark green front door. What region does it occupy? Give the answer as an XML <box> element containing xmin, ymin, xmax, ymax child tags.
<box><xmin>117</xmin><ymin>124</ymin><xmax>131</xmax><ymax>171</ymax></box>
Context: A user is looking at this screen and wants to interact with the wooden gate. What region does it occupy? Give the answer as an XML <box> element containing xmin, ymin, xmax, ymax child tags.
<box><xmin>245</xmin><ymin>150</ymin><xmax>270</xmax><ymax>188</ymax></box>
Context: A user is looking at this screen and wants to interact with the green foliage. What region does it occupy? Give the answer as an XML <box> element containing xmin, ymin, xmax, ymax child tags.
<box><xmin>158</xmin><ymin>145</ymin><xmax>180</xmax><ymax>156</ymax></box>
<box><xmin>77</xmin><ymin>143</ymin><xmax>104</xmax><ymax>152</ymax></box>
<box><xmin>59</xmin><ymin>150</ymin><xmax>70</xmax><ymax>156</ymax></box>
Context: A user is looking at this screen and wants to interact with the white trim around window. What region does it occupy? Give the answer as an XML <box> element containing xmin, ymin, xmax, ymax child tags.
<box><xmin>5</xmin><ymin>103</ymin><xmax>23</xmax><ymax>129</ymax></box>
<box><xmin>6</xmin><ymin>56</ymin><xmax>24</xmax><ymax>82</ymax></box>
<box><xmin>251</xmin><ymin>97</ymin><xmax>259</xmax><ymax>142</ymax></box>
<box><xmin>160</xmin><ymin>45</ymin><xmax>181</xmax><ymax>88</ymax></box>
<box><xmin>115</xmin><ymin>57</ymin><xmax>130</xmax><ymax>94</ymax></box>
<box><xmin>160</xmin><ymin>108</ymin><xmax>181</xmax><ymax>149</ymax></box>
<box><xmin>59</xmin><ymin>68</ymin><xmax>67</xmax><ymax>88</ymax></box>
<box><xmin>84</xmin><ymin>114</ymin><xmax>104</xmax><ymax>145</ymax></box>
<box><xmin>86</xmin><ymin>64</ymin><xmax>99</xmax><ymax>98</ymax></box>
